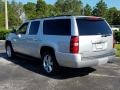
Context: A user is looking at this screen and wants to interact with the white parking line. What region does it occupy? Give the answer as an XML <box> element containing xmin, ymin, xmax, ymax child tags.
<box><xmin>89</xmin><ymin>73</ymin><xmax>119</xmax><ymax>78</ymax></box>
<box><xmin>0</xmin><ymin>57</ymin><xmax>13</xmax><ymax>64</ymax></box>
<box><xmin>99</xmin><ymin>63</ymin><xmax>120</xmax><ymax>69</ymax></box>
<box><xmin>114</xmin><ymin>70</ymin><xmax>120</xmax><ymax>74</ymax></box>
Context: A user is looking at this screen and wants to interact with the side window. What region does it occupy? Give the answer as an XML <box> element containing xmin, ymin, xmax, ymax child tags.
<box><xmin>17</xmin><ymin>22</ymin><xmax>29</xmax><ymax>34</ymax></box>
<box><xmin>29</xmin><ymin>21</ymin><xmax>40</xmax><ymax>35</ymax></box>
<box><xmin>43</xmin><ymin>19</ymin><xmax>71</xmax><ymax>35</ymax></box>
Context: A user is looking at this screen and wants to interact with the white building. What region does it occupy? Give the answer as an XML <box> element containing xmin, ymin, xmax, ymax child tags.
<box><xmin>111</xmin><ymin>25</ymin><xmax>120</xmax><ymax>31</ymax></box>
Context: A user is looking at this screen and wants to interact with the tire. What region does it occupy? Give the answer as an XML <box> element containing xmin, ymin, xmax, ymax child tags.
<box><xmin>41</xmin><ymin>51</ymin><xmax>59</xmax><ymax>75</ymax></box>
<box><xmin>6</xmin><ymin>43</ymin><xmax>15</xmax><ymax>58</ymax></box>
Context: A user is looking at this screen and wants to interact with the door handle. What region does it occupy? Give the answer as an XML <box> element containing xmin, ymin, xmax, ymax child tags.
<box><xmin>21</xmin><ymin>38</ymin><xmax>26</xmax><ymax>40</ymax></box>
<box><xmin>13</xmin><ymin>38</ymin><xmax>17</xmax><ymax>42</ymax></box>
<box><xmin>13</xmin><ymin>37</ymin><xmax>19</xmax><ymax>41</ymax></box>
<box><xmin>27</xmin><ymin>37</ymin><xmax>36</xmax><ymax>40</ymax></box>
<box><xmin>26</xmin><ymin>37</ymin><xmax>38</xmax><ymax>41</ymax></box>
<box><xmin>33</xmin><ymin>38</ymin><xmax>38</xmax><ymax>41</ymax></box>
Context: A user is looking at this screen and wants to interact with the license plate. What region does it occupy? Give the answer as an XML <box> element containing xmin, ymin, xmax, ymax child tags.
<box><xmin>96</xmin><ymin>44</ymin><xmax>103</xmax><ymax>49</ymax></box>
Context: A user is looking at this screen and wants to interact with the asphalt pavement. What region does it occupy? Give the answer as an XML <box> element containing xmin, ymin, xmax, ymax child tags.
<box><xmin>0</xmin><ymin>42</ymin><xmax>120</xmax><ymax>90</ymax></box>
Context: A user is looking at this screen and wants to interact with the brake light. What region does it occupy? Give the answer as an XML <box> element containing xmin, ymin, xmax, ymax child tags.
<box><xmin>70</xmin><ymin>36</ymin><xmax>79</xmax><ymax>53</ymax></box>
<box><xmin>87</xmin><ymin>16</ymin><xmax>101</xmax><ymax>20</ymax></box>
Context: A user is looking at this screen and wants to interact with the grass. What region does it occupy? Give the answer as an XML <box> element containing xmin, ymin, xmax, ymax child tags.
<box><xmin>115</xmin><ymin>44</ymin><xmax>120</xmax><ymax>57</ymax></box>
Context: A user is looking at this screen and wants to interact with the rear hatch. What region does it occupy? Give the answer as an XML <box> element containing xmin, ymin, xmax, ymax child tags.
<box><xmin>76</xmin><ymin>17</ymin><xmax>114</xmax><ymax>58</ymax></box>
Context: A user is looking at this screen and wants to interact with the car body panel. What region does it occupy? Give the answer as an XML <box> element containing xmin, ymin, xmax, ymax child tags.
<box><xmin>6</xmin><ymin>16</ymin><xmax>115</xmax><ymax>68</ymax></box>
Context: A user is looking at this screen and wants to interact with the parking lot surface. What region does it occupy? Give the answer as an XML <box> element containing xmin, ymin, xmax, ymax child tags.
<box><xmin>0</xmin><ymin>43</ymin><xmax>120</xmax><ymax>90</ymax></box>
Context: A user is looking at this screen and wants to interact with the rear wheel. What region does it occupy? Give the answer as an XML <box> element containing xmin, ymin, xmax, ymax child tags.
<box><xmin>6</xmin><ymin>44</ymin><xmax>15</xmax><ymax>58</ymax></box>
<box><xmin>41</xmin><ymin>51</ymin><xmax>59</xmax><ymax>75</ymax></box>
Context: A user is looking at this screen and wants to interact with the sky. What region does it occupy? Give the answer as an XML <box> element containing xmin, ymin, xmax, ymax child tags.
<box><xmin>8</xmin><ymin>0</ymin><xmax>120</xmax><ymax>10</ymax></box>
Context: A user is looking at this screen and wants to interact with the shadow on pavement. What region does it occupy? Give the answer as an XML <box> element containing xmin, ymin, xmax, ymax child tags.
<box><xmin>0</xmin><ymin>52</ymin><xmax>96</xmax><ymax>79</ymax></box>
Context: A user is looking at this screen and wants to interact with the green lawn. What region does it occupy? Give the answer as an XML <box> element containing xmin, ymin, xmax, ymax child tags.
<box><xmin>115</xmin><ymin>44</ymin><xmax>120</xmax><ymax>57</ymax></box>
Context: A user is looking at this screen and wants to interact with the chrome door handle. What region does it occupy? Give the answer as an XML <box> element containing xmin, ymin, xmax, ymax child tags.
<box><xmin>21</xmin><ymin>38</ymin><xmax>26</xmax><ymax>40</ymax></box>
<box><xmin>33</xmin><ymin>38</ymin><xmax>38</xmax><ymax>41</ymax></box>
<box><xmin>13</xmin><ymin>39</ymin><xmax>17</xmax><ymax>42</ymax></box>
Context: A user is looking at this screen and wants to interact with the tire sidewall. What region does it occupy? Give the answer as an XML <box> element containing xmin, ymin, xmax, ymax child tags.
<box><xmin>6</xmin><ymin>44</ymin><xmax>14</xmax><ymax>58</ymax></box>
<box><xmin>41</xmin><ymin>51</ymin><xmax>58</xmax><ymax>75</ymax></box>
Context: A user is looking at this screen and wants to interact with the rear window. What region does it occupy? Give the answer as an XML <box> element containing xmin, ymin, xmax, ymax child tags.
<box><xmin>43</xmin><ymin>19</ymin><xmax>71</xmax><ymax>35</ymax></box>
<box><xmin>76</xmin><ymin>19</ymin><xmax>112</xmax><ymax>35</ymax></box>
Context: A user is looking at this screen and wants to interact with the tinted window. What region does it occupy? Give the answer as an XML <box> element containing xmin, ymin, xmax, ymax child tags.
<box><xmin>76</xmin><ymin>19</ymin><xmax>112</xmax><ymax>35</ymax></box>
<box><xmin>17</xmin><ymin>23</ymin><xmax>28</xmax><ymax>34</ymax></box>
<box><xmin>43</xmin><ymin>19</ymin><xmax>71</xmax><ymax>35</ymax></box>
<box><xmin>29</xmin><ymin>21</ymin><xmax>40</xmax><ymax>35</ymax></box>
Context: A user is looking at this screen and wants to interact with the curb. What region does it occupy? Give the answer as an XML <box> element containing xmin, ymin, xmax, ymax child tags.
<box><xmin>0</xmin><ymin>40</ymin><xmax>5</xmax><ymax>42</ymax></box>
<box><xmin>0</xmin><ymin>40</ymin><xmax>5</xmax><ymax>44</ymax></box>
<box><xmin>116</xmin><ymin>57</ymin><xmax>120</xmax><ymax>59</ymax></box>
<box><xmin>0</xmin><ymin>40</ymin><xmax>5</xmax><ymax>50</ymax></box>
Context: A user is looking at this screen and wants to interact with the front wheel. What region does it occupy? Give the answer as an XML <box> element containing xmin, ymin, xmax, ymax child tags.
<box><xmin>41</xmin><ymin>51</ymin><xmax>59</xmax><ymax>75</ymax></box>
<box><xmin>6</xmin><ymin>44</ymin><xmax>15</xmax><ymax>58</ymax></box>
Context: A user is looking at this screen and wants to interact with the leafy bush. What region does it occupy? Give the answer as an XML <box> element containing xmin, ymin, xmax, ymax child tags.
<box><xmin>0</xmin><ymin>28</ymin><xmax>11</xmax><ymax>40</ymax></box>
<box><xmin>115</xmin><ymin>44</ymin><xmax>120</xmax><ymax>57</ymax></box>
<box><xmin>114</xmin><ymin>31</ymin><xmax>120</xmax><ymax>43</ymax></box>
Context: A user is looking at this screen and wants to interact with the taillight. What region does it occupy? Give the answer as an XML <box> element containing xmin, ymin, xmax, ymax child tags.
<box><xmin>87</xmin><ymin>16</ymin><xmax>101</xmax><ymax>20</ymax></box>
<box><xmin>70</xmin><ymin>36</ymin><xmax>79</xmax><ymax>54</ymax></box>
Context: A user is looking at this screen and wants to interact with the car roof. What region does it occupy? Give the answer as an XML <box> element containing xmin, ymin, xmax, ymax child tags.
<box><xmin>26</xmin><ymin>15</ymin><xmax>104</xmax><ymax>22</ymax></box>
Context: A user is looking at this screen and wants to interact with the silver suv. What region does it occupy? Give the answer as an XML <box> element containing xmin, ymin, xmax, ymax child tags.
<box><xmin>5</xmin><ymin>16</ymin><xmax>115</xmax><ymax>75</ymax></box>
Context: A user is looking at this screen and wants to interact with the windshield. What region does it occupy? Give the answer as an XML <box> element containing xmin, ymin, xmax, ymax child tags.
<box><xmin>76</xmin><ymin>19</ymin><xmax>112</xmax><ymax>35</ymax></box>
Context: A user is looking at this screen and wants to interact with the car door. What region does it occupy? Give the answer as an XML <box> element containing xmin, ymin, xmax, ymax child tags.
<box><xmin>12</xmin><ymin>22</ymin><xmax>29</xmax><ymax>54</ymax></box>
<box><xmin>25</xmin><ymin>20</ymin><xmax>41</xmax><ymax>58</ymax></box>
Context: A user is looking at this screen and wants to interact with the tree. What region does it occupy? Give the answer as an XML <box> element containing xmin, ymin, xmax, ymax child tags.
<box><xmin>92</xmin><ymin>0</ymin><xmax>107</xmax><ymax>17</ymax></box>
<box><xmin>55</xmin><ymin>0</ymin><xmax>83</xmax><ymax>15</ymax></box>
<box><xmin>8</xmin><ymin>0</ymin><xmax>22</xmax><ymax>28</ymax></box>
<box><xmin>36</xmin><ymin>0</ymin><xmax>47</xmax><ymax>18</ymax></box>
<box><xmin>0</xmin><ymin>0</ymin><xmax>4</xmax><ymax>13</ymax></box>
<box><xmin>106</xmin><ymin>7</ymin><xmax>120</xmax><ymax>25</ymax></box>
<box><xmin>0</xmin><ymin>0</ymin><xmax>5</xmax><ymax>27</ymax></box>
<box><xmin>55</xmin><ymin>0</ymin><xmax>65</xmax><ymax>15</ymax></box>
<box><xmin>107</xmin><ymin>7</ymin><xmax>118</xmax><ymax>24</ymax></box>
<box><xmin>0</xmin><ymin>13</ymin><xmax>5</xmax><ymax>28</ymax></box>
<box><xmin>24</xmin><ymin>2</ymin><xmax>36</xmax><ymax>19</ymax></box>
<box><xmin>1</xmin><ymin>0</ymin><xmax>120</xmax><ymax>29</ymax></box>
<box><xmin>112</xmin><ymin>10</ymin><xmax>120</xmax><ymax>25</ymax></box>
<box><xmin>46</xmin><ymin>4</ymin><xmax>58</xmax><ymax>16</ymax></box>
<box><xmin>84</xmin><ymin>4</ymin><xmax>92</xmax><ymax>16</ymax></box>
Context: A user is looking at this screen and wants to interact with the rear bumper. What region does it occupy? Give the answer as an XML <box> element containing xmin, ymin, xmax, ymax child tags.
<box><xmin>55</xmin><ymin>51</ymin><xmax>115</xmax><ymax>68</ymax></box>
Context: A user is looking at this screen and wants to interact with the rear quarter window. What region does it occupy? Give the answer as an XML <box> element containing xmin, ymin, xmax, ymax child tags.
<box><xmin>43</xmin><ymin>19</ymin><xmax>71</xmax><ymax>35</ymax></box>
<box><xmin>29</xmin><ymin>21</ymin><xmax>40</xmax><ymax>35</ymax></box>
<box><xmin>76</xmin><ymin>19</ymin><xmax>112</xmax><ymax>35</ymax></box>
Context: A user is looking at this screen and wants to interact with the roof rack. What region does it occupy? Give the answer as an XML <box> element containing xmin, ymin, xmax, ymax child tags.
<box><xmin>54</xmin><ymin>15</ymin><xmax>72</xmax><ymax>17</ymax></box>
<box><xmin>29</xmin><ymin>15</ymin><xmax>72</xmax><ymax>20</ymax></box>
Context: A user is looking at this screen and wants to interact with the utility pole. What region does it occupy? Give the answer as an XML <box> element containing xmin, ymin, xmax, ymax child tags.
<box><xmin>5</xmin><ymin>0</ymin><xmax>8</xmax><ymax>29</ymax></box>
